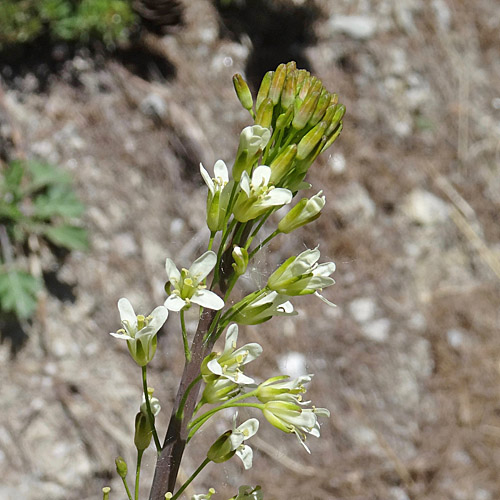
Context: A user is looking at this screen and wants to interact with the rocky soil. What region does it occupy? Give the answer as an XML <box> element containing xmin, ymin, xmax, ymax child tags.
<box><xmin>1</xmin><ymin>1</ymin><xmax>500</xmax><ymax>499</ymax></box>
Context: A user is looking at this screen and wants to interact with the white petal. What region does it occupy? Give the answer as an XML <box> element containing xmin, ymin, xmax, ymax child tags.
<box><xmin>213</xmin><ymin>159</ymin><xmax>229</xmax><ymax>183</ymax></box>
<box><xmin>240</xmin><ymin>171</ymin><xmax>251</xmax><ymax>196</ymax></box>
<box><xmin>224</xmin><ymin>324</ymin><xmax>239</xmax><ymax>353</ymax></box>
<box><xmin>148</xmin><ymin>306</ymin><xmax>169</xmax><ymax>332</ymax></box>
<box><xmin>200</xmin><ymin>163</ymin><xmax>215</xmax><ymax>194</ymax></box>
<box><xmin>252</xmin><ymin>165</ymin><xmax>271</xmax><ymax>187</ymax></box>
<box><xmin>164</xmin><ymin>294</ymin><xmax>187</xmax><ymax>311</ymax></box>
<box><xmin>313</xmin><ymin>262</ymin><xmax>336</xmax><ymax>276</ymax></box>
<box><xmin>165</xmin><ymin>258</ymin><xmax>181</xmax><ymax>283</ymax></box>
<box><xmin>236</xmin><ymin>343</ymin><xmax>263</xmax><ymax>364</ymax></box>
<box><xmin>109</xmin><ymin>331</ymin><xmax>133</xmax><ymax>340</ymax></box>
<box><xmin>231</xmin><ymin>372</ymin><xmax>255</xmax><ymax>385</ymax></box>
<box><xmin>251</xmin><ymin>290</ymin><xmax>277</xmax><ymax>307</ymax></box>
<box><xmin>188</xmin><ymin>251</ymin><xmax>217</xmax><ymax>283</ymax></box>
<box><xmin>277</xmin><ymin>300</ymin><xmax>295</xmax><ymax>314</ymax></box>
<box><xmin>235</xmin><ymin>444</ymin><xmax>254</xmax><ymax>469</ymax></box>
<box><xmin>294</xmin><ymin>431</ymin><xmax>311</xmax><ymax>453</ymax></box>
<box><xmin>191</xmin><ymin>289</ymin><xmax>224</xmax><ymax>310</ymax></box>
<box><xmin>263</xmin><ymin>188</ymin><xmax>292</xmax><ymax>206</ymax></box>
<box><xmin>237</xmin><ymin>418</ymin><xmax>259</xmax><ymax>438</ymax></box>
<box><xmin>207</xmin><ymin>359</ymin><xmax>223</xmax><ymax>376</ymax></box>
<box><xmin>117</xmin><ymin>298</ymin><xmax>137</xmax><ymax>327</ymax></box>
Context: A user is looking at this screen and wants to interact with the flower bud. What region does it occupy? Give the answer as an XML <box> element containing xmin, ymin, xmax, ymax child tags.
<box><xmin>256</xmin><ymin>70</ymin><xmax>273</xmax><ymax>110</ymax></box>
<box><xmin>134</xmin><ymin>412</ymin><xmax>152</xmax><ymax>451</ymax></box>
<box><xmin>115</xmin><ymin>456</ymin><xmax>128</xmax><ymax>479</ymax></box>
<box><xmin>278</xmin><ymin>191</ymin><xmax>325</xmax><ymax>234</ymax></box>
<box><xmin>296</xmin><ymin>121</ymin><xmax>328</xmax><ymax>160</ymax></box>
<box><xmin>325</xmin><ymin>104</ymin><xmax>346</xmax><ymax>136</ymax></box>
<box><xmin>232</xmin><ymin>246</ymin><xmax>248</xmax><ymax>276</ymax></box>
<box><xmin>268</xmin><ymin>144</ymin><xmax>297</xmax><ymax>185</ymax></box>
<box><xmin>322</xmin><ymin>122</ymin><xmax>343</xmax><ymax>153</ymax></box>
<box><xmin>281</xmin><ymin>71</ymin><xmax>297</xmax><ymax>110</ymax></box>
<box><xmin>309</xmin><ymin>89</ymin><xmax>331</xmax><ymax>127</ymax></box>
<box><xmin>292</xmin><ymin>91</ymin><xmax>320</xmax><ymax>130</ymax></box>
<box><xmin>268</xmin><ymin>63</ymin><xmax>287</xmax><ymax>105</ymax></box>
<box><xmin>255</xmin><ymin>98</ymin><xmax>273</xmax><ymax>129</ymax></box>
<box><xmin>233</xmin><ymin>74</ymin><xmax>254</xmax><ymax>112</ymax></box>
<box><xmin>233</xmin><ymin>125</ymin><xmax>271</xmax><ymax>181</ymax></box>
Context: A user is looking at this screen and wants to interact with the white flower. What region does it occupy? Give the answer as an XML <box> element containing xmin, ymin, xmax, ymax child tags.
<box><xmin>140</xmin><ymin>389</ymin><xmax>161</xmax><ymax>417</ymax></box>
<box><xmin>164</xmin><ymin>251</ymin><xmax>224</xmax><ymax>311</ymax></box>
<box><xmin>232</xmin><ymin>290</ymin><xmax>297</xmax><ymax>325</ymax></box>
<box><xmin>109</xmin><ymin>298</ymin><xmax>168</xmax><ymax>366</ymax></box>
<box><xmin>256</xmin><ymin>374</ymin><xmax>313</xmax><ymax>404</ymax></box>
<box><xmin>262</xmin><ymin>401</ymin><xmax>330</xmax><ymax>453</ymax></box>
<box><xmin>233</xmin><ymin>165</ymin><xmax>292</xmax><ymax>223</ymax></box>
<box><xmin>233</xmin><ymin>126</ymin><xmax>272</xmax><ymax>181</ymax></box>
<box><xmin>207</xmin><ymin>414</ymin><xmax>259</xmax><ymax>470</ymax></box>
<box><xmin>202</xmin><ymin>324</ymin><xmax>262</xmax><ymax>385</ymax></box>
<box><xmin>267</xmin><ymin>248</ymin><xmax>336</xmax><ymax>305</ymax></box>
<box><xmin>200</xmin><ymin>160</ymin><xmax>232</xmax><ymax>232</ymax></box>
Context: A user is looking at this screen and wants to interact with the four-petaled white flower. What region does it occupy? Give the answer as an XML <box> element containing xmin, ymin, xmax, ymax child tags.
<box><xmin>207</xmin><ymin>414</ymin><xmax>259</xmax><ymax>470</ymax></box>
<box><xmin>109</xmin><ymin>298</ymin><xmax>168</xmax><ymax>366</ymax></box>
<box><xmin>164</xmin><ymin>251</ymin><xmax>224</xmax><ymax>312</ymax></box>
<box><xmin>233</xmin><ymin>165</ymin><xmax>292</xmax><ymax>223</ymax></box>
<box><xmin>267</xmin><ymin>248</ymin><xmax>336</xmax><ymax>305</ymax></box>
<box><xmin>202</xmin><ymin>324</ymin><xmax>262</xmax><ymax>385</ymax></box>
<box><xmin>200</xmin><ymin>160</ymin><xmax>232</xmax><ymax>232</ymax></box>
<box><xmin>232</xmin><ymin>290</ymin><xmax>297</xmax><ymax>325</ymax></box>
<box><xmin>256</xmin><ymin>374</ymin><xmax>313</xmax><ymax>404</ymax></box>
<box><xmin>233</xmin><ymin>125</ymin><xmax>272</xmax><ymax>181</ymax></box>
<box><xmin>262</xmin><ymin>401</ymin><xmax>330</xmax><ymax>453</ymax></box>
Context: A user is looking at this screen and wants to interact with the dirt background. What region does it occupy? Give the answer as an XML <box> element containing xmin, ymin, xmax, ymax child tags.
<box><xmin>1</xmin><ymin>0</ymin><xmax>500</xmax><ymax>499</ymax></box>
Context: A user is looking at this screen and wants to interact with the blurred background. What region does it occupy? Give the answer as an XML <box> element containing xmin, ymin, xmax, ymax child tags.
<box><xmin>1</xmin><ymin>0</ymin><xmax>500</xmax><ymax>499</ymax></box>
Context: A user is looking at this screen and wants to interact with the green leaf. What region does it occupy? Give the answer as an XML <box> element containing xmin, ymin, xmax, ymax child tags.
<box><xmin>3</xmin><ymin>161</ymin><xmax>25</xmax><ymax>194</ymax></box>
<box><xmin>33</xmin><ymin>185</ymin><xmax>85</xmax><ymax>219</ymax></box>
<box><xmin>44</xmin><ymin>224</ymin><xmax>89</xmax><ymax>251</ymax></box>
<box><xmin>26</xmin><ymin>160</ymin><xmax>71</xmax><ymax>191</ymax></box>
<box><xmin>0</xmin><ymin>270</ymin><xmax>40</xmax><ymax>319</ymax></box>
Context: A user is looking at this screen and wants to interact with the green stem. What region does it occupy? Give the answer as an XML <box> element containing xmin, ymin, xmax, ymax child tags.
<box><xmin>142</xmin><ymin>366</ymin><xmax>162</xmax><ymax>454</ymax></box>
<box><xmin>120</xmin><ymin>476</ymin><xmax>133</xmax><ymax>500</ymax></box>
<box><xmin>135</xmin><ymin>449</ymin><xmax>144</xmax><ymax>500</ymax></box>
<box><xmin>249</xmin><ymin>229</ymin><xmax>280</xmax><ymax>260</ymax></box>
<box><xmin>176</xmin><ymin>374</ymin><xmax>202</xmax><ymax>420</ymax></box>
<box><xmin>180</xmin><ymin>310</ymin><xmax>191</xmax><ymax>362</ymax></box>
<box><xmin>212</xmin><ymin>218</ymin><xmax>237</xmax><ymax>288</ymax></box>
<box><xmin>207</xmin><ymin>232</ymin><xmax>216</xmax><ymax>251</ymax></box>
<box><xmin>171</xmin><ymin>458</ymin><xmax>211</xmax><ymax>500</ymax></box>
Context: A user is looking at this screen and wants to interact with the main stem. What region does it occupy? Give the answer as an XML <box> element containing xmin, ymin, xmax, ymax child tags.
<box><xmin>148</xmin><ymin>307</ymin><xmax>218</xmax><ymax>500</ymax></box>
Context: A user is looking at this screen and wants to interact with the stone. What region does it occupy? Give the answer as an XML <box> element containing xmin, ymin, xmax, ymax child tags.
<box><xmin>361</xmin><ymin>318</ymin><xmax>391</xmax><ymax>342</ymax></box>
<box><xmin>402</xmin><ymin>189</ymin><xmax>450</xmax><ymax>225</ymax></box>
<box><xmin>277</xmin><ymin>352</ymin><xmax>307</xmax><ymax>378</ymax></box>
<box><xmin>329</xmin><ymin>16</ymin><xmax>377</xmax><ymax>40</ymax></box>
<box><xmin>332</xmin><ymin>182</ymin><xmax>376</xmax><ymax>223</ymax></box>
<box><xmin>349</xmin><ymin>297</ymin><xmax>376</xmax><ymax>323</ymax></box>
<box><xmin>140</xmin><ymin>93</ymin><xmax>167</xmax><ymax>121</ymax></box>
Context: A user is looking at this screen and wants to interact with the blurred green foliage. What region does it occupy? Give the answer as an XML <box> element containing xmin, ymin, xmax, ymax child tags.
<box><xmin>0</xmin><ymin>0</ymin><xmax>137</xmax><ymax>50</ymax></box>
<box><xmin>0</xmin><ymin>160</ymin><xmax>88</xmax><ymax>319</ymax></box>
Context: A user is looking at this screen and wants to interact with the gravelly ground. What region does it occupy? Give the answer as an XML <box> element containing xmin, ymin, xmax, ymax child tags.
<box><xmin>1</xmin><ymin>1</ymin><xmax>500</xmax><ymax>499</ymax></box>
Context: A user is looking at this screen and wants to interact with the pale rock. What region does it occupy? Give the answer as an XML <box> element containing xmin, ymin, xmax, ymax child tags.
<box><xmin>332</xmin><ymin>182</ymin><xmax>376</xmax><ymax>223</ymax></box>
<box><xmin>361</xmin><ymin>318</ymin><xmax>391</xmax><ymax>342</ymax></box>
<box><xmin>432</xmin><ymin>0</ymin><xmax>452</xmax><ymax>31</ymax></box>
<box><xmin>329</xmin><ymin>15</ymin><xmax>377</xmax><ymax>40</ymax></box>
<box><xmin>447</xmin><ymin>328</ymin><xmax>466</xmax><ymax>350</ymax></box>
<box><xmin>112</xmin><ymin>232</ymin><xmax>138</xmax><ymax>257</ymax></box>
<box><xmin>402</xmin><ymin>189</ymin><xmax>450</xmax><ymax>225</ymax></box>
<box><xmin>140</xmin><ymin>93</ymin><xmax>167</xmax><ymax>121</ymax></box>
<box><xmin>328</xmin><ymin>152</ymin><xmax>346</xmax><ymax>174</ymax></box>
<box><xmin>349</xmin><ymin>297</ymin><xmax>376</xmax><ymax>323</ymax></box>
<box><xmin>389</xmin><ymin>487</ymin><xmax>411</xmax><ymax>500</ymax></box>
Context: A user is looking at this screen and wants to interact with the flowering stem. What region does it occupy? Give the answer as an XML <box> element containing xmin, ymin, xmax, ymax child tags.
<box><xmin>249</xmin><ymin>229</ymin><xmax>280</xmax><ymax>260</ymax></box>
<box><xmin>176</xmin><ymin>374</ymin><xmax>202</xmax><ymax>420</ymax></box>
<box><xmin>170</xmin><ymin>458</ymin><xmax>211</xmax><ymax>500</ymax></box>
<box><xmin>120</xmin><ymin>476</ymin><xmax>133</xmax><ymax>500</ymax></box>
<box><xmin>180</xmin><ymin>310</ymin><xmax>191</xmax><ymax>362</ymax></box>
<box><xmin>142</xmin><ymin>366</ymin><xmax>162</xmax><ymax>454</ymax></box>
<box><xmin>135</xmin><ymin>449</ymin><xmax>144</xmax><ymax>500</ymax></box>
<box><xmin>207</xmin><ymin>231</ymin><xmax>216</xmax><ymax>251</ymax></box>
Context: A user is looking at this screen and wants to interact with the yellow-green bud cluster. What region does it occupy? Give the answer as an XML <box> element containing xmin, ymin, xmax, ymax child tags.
<box><xmin>233</xmin><ymin>61</ymin><xmax>345</xmax><ymax>191</ymax></box>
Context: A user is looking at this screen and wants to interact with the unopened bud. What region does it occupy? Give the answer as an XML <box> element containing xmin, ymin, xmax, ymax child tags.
<box><xmin>255</xmin><ymin>98</ymin><xmax>273</xmax><ymax>129</ymax></box>
<box><xmin>322</xmin><ymin>122</ymin><xmax>343</xmax><ymax>152</ymax></box>
<box><xmin>268</xmin><ymin>63</ymin><xmax>287</xmax><ymax>105</ymax></box>
<box><xmin>278</xmin><ymin>192</ymin><xmax>326</xmax><ymax>234</ymax></box>
<box><xmin>309</xmin><ymin>89</ymin><xmax>331</xmax><ymax>127</ymax></box>
<box><xmin>297</xmin><ymin>121</ymin><xmax>328</xmax><ymax>160</ymax></box>
<box><xmin>256</xmin><ymin>70</ymin><xmax>273</xmax><ymax>110</ymax></box>
<box><xmin>233</xmin><ymin>74</ymin><xmax>254</xmax><ymax>111</ymax></box>
<box><xmin>269</xmin><ymin>144</ymin><xmax>297</xmax><ymax>184</ymax></box>
<box><xmin>325</xmin><ymin>104</ymin><xmax>346</xmax><ymax>136</ymax></box>
<box><xmin>281</xmin><ymin>71</ymin><xmax>297</xmax><ymax>110</ymax></box>
<box><xmin>276</xmin><ymin>106</ymin><xmax>294</xmax><ymax>130</ymax></box>
<box><xmin>115</xmin><ymin>456</ymin><xmax>128</xmax><ymax>479</ymax></box>
<box><xmin>232</xmin><ymin>246</ymin><xmax>248</xmax><ymax>276</ymax></box>
<box><xmin>292</xmin><ymin>91</ymin><xmax>320</xmax><ymax>130</ymax></box>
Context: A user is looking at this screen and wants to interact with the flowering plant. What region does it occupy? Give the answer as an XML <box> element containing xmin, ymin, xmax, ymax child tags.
<box><xmin>105</xmin><ymin>61</ymin><xmax>344</xmax><ymax>500</ymax></box>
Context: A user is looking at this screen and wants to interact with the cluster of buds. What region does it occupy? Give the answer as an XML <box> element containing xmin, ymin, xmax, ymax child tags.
<box><xmin>233</xmin><ymin>61</ymin><xmax>345</xmax><ymax>192</ymax></box>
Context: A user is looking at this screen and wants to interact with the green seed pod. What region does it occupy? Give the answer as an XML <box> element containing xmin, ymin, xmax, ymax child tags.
<box><xmin>134</xmin><ymin>412</ymin><xmax>152</xmax><ymax>451</ymax></box>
